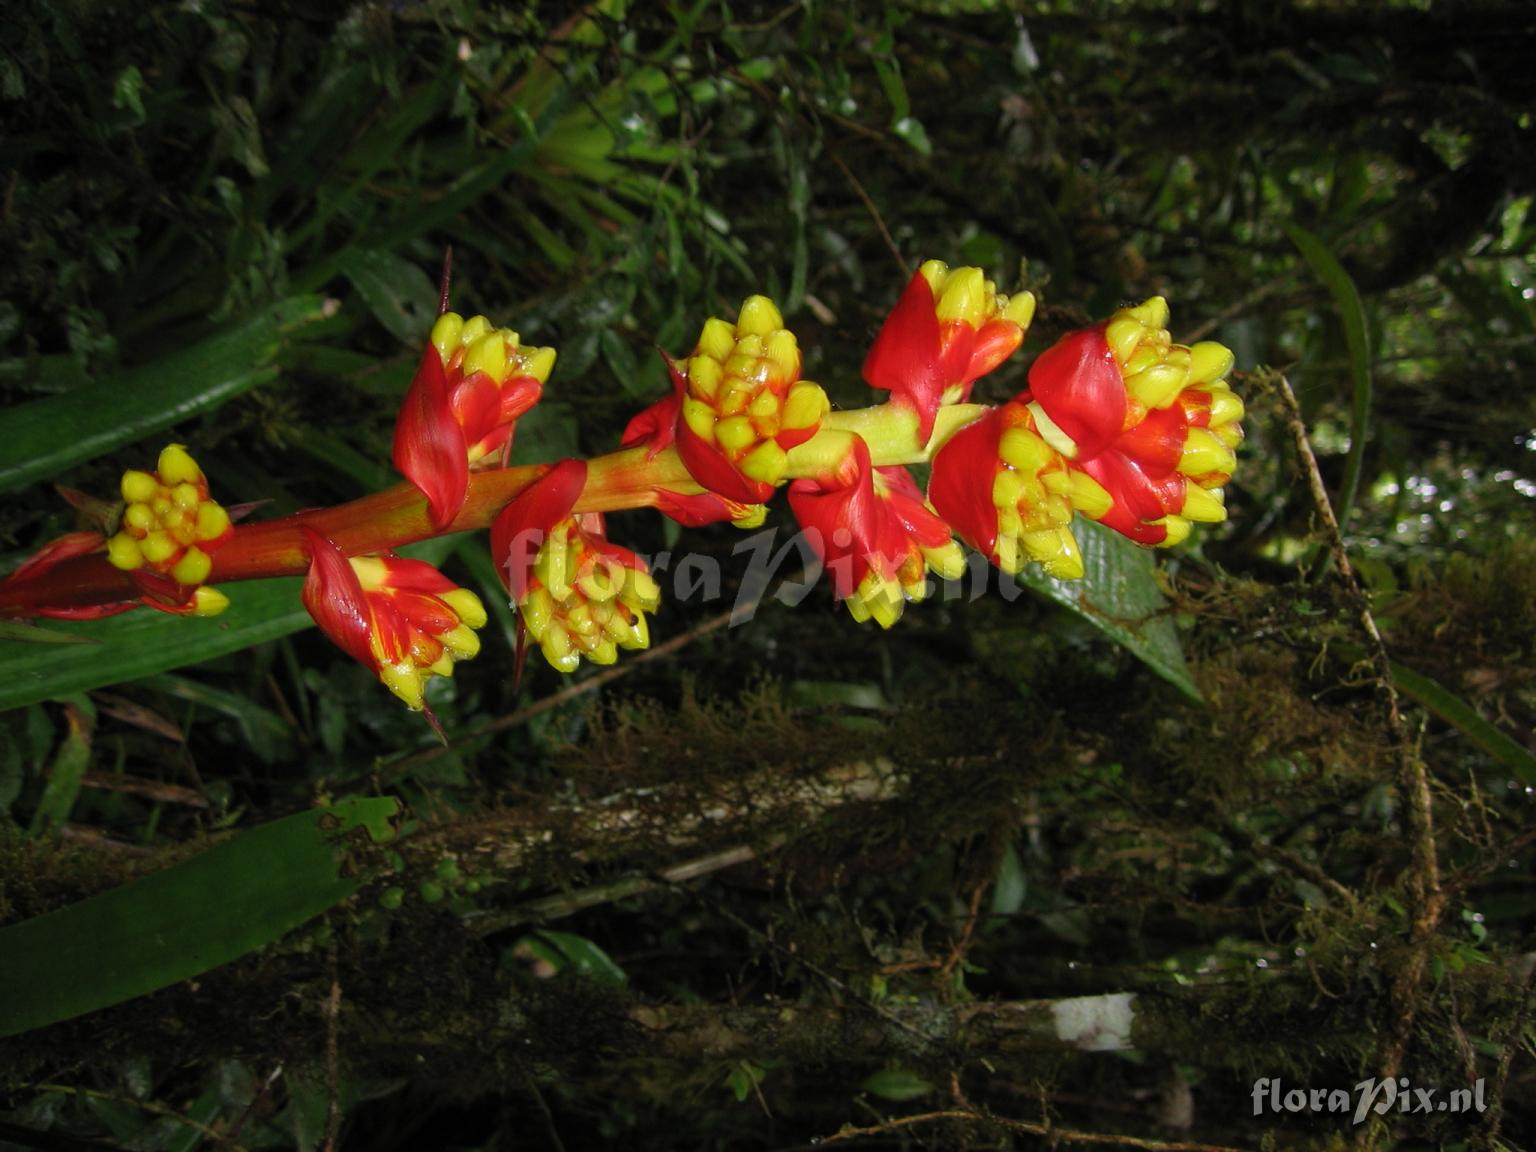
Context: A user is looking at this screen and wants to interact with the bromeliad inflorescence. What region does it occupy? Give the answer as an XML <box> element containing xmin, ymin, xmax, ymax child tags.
<box><xmin>0</xmin><ymin>258</ymin><xmax>1244</xmax><ymax>724</ymax></box>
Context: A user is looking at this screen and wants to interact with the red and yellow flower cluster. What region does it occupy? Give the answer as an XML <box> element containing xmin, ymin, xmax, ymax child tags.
<box><xmin>0</xmin><ymin>257</ymin><xmax>1243</xmax><ymax>721</ymax></box>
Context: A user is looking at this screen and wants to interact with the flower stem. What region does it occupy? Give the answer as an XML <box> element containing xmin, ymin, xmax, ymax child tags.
<box><xmin>0</xmin><ymin>401</ymin><xmax>988</xmax><ymax>618</ymax></box>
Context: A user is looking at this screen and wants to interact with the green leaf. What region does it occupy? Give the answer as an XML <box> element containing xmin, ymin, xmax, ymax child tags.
<box><xmin>891</xmin><ymin>115</ymin><xmax>932</xmax><ymax>157</ymax></box>
<box><xmin>0</xmin><ymin>796</ymin><xmax>401</xmax><ymax>1038</ymax></box>
<box><xmin>0</xmin><ymin>536</ymin><xmax>462</xmax><ymax>714</ymax></box>
<box><xmin>0</xmin><ymin>620</ymin><xmax>98</xmax><ymax>645</ymax></box>
<box><xmin>535</xmin><ymin>930</ymin><xmax>629</xmax><ymax>987</ymax></box>
<box><xmin>1282</xmin><ymin>221</ymin><xmax>1372</xmax><ymax>533</ymax></box>
<box><xmin>27</xmin><ymin>702</ymin><xmax>92</xmax><ymax>837</ymax></box>
<box><xmin>1390</xmin><ymin>660</ymin><xmax>1536</xmax><ymax>786</ymax></box>
<box><xmin>1017</xmin><ymin>520</ymin><xmax>1202</xmax><ymax>702</ymax></box>
<box><xmin>339</xmin><ymin>249</ymin><xmax>439</xmax><ymax>345</ymax></box>
<box><xmin>861</xmin><ymin>1069</ymin><xmax>934</xmax><ymax>1101</ymax></box>
<box><xmin>0</xmin><ymin>577</ymin><xmax>312</xmax><ymax>714</ymax></box>
<box><xmin>0</xmin><ymin>295</ymin><xmax>330</xmax><ymax>495</ymax></box>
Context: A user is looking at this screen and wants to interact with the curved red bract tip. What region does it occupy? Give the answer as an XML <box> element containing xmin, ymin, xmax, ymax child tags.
<box><xmin>863</xmin><ymin>271</ymin><xmax>945</xmax><ymax>441</ymax></box>
<box><xmin>490</xmin><ymin>458</ymin><xmax>588</xmax><ymax>601</ymax></box>
<box><xmin>1025</xmin><ymin>328</ymin><xmax>1126</xmax><ymax>460</ymax></box>
<box><xmin>299</xmin><ymin>527</ymin><xmax>376</xmax><ymax>669</ymax></box>
<box><xmin>787</xmin><ymin>436</ymin><xmax>899</xmax><ymax>600</ymax></box>
<box><xmin>393</xmin><ymin>344</ymin><xmax>470</xmax><ymax>531</ymax></box>
<box><xmin>926</xmin><ymin>409</ymin><xmax>1006</xmax><ymax>563</ymax></box>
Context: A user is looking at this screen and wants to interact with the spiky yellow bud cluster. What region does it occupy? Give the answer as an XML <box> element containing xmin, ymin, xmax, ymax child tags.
<box><xmin>428</xmin><ymin>311</ymin><xmax>557</xmax><ymax>467</ymax></box>
<box><xmin>105</xmin><ymin>445</ymin><xmax>233</xmax><ymax>613</ymax></box>
<box><xmin>517</xmin><ymin>519</ymin><xmax>661</xmax><ymax>674</ymax></box>
<box><xmin>678</xmin><ymin>296</ymin><xmax>831</xmax><ymax>487</ymax></box>
<box><xmin>917</xmin><ymin>260</ymin><xmax>1037</xmax><ymax>337</ymax></box>
<box><xmin>990</xmin><ymin>405</ymin><xmax>1110</xmax><ymax>580</ymax></box>
<box><xmin>351</xmin><ymin>557</ymin><xmax>487</xmax><ymax>710</ymax></box>
<box><xmin>1102</xmin><ymin>297</ymin><xmax>1244</xmax><ymax>487</ymax></box>
<box><xmin>430</xmin><ymin>312</ymin><xmax>557</xmax><ymax>392</ymax></box>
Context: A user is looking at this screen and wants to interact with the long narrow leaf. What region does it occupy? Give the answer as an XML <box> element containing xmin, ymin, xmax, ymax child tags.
<box><xmin>0</xmin><ymin>578</ymin><xmax>311</xmax><ymax>714</ymax></box>
<box><xmin>0</xmin><ymin>796</ymin><xmax>401</xmax><ymax>1038</ymax></box>
<box><xmin>1018</xmin><ymin>521</ymin><xmax>1202</xmax><ymax>702</ymax></box>
<box><xmin>1282</xmin><ymin>221</ymin><xmax>1373</xmax><ymax>533</ymax></box>
<box><xmin>0</xmin><ymin>296</ymin><xmax>330</xmax><ymax>494</ymax></box>
<box><xmin>1391</xmin><ymin>660</ymin><xmax>1536</xmax><ymax>786</ymax></box>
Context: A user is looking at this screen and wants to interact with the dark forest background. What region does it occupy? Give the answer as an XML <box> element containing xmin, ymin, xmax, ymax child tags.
<box><xmin>1</xmin><ymin>2</ymin><xmax>1534</xmax><ymax>1149</ymax></box>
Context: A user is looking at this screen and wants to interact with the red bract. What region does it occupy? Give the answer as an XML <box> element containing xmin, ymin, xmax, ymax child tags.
<box><xmin>300</xmin><ymin>528</ymin><xmax>486</xmax><ymax>717</ymax></box>
<box><xmin>394</xmin><ymin>313</ymin><xmax>552</xmax><ymax>530</ymax></box>
<box><xmin>1024</xmin><ymin>328</ymin><xmax>1128</xmax><ymax>461</ymax></box>
<box><xmin>928</xmin><ymin>402</ymin><xmax>1107</xmax><ymax>580</ymax></box>
<box><xmin>490</xmin><ymin>459</ymin><xmax>588</xmax><ymax>602</ymax></box>
<box><xmin>788</xmin><ymin>436</ymin><xmax>963</xmax><ymax>627</ymax></box>
<box><xmin>492</xmin><ymin>459</ymin><xmax>660</xmax><ymax>673</ymax></box>
<box><xmin>863</xmin><ymin>261</ymin><xmax>1035</xmax><ymax>442</ymax></box>
<box><xmin>926</xmin><ymin>410</ymin><xmax>1008</xmax><ymax>562</ymax></box>
<box><xmin>660</xmin><ymin>298</ymin><xmax>830</xmax><ymax>504</ymax></box>
<box><xmin>1025</xmin><ymin>299</ymin><xmax>1242</xmax><ymax>546</ymax></box>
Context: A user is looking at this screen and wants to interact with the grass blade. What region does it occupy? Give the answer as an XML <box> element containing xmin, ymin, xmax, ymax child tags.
<box><xmin>0</xmin><ymin>796</ymin><xmax>401</xmax><ymax>1038</ymax></box>
<box><xmin>1282</xmin><ymin>221</ymin><xmax>1373</xmax><ymax>533</ymax></box>
<box><xmin>1391</xmin><ymin>660</ymin><xmax>1536</xmax><ymax>786</ymax></box>
<box><xmin>0</xmin><ymin>296</ymin><xmax>330</xmax><ymax>495</ymax></box>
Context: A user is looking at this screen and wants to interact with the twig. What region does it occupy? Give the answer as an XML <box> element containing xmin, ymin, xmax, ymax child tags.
<box><xmin>818</xmin><ymin>1106</ymin><xmax>1249</xmax><ymax>1150</ymax></box>
<box><xmin>521</xmin><ymin>1067</ymin><xmax>569</xmax><ymax>1152</ymax></box>
<box><xmin>320</xmin><ymin>948</ymin><xmax>342</xmax><ymax>1152</ymax></box>
<box><xmin>829</xmin><ymin>153</ymin><xmax>906</xmax><ymax>276</ymax></box>
<box><xmin>79</xmin><ymin>772</ymin><xmax>209</xmax><ymax>808</ymax></box>
<box><xmin>224</xmin><ymin>1063</ymin><xmax>284</xmax><ymax>1148</ymax></box>
<box><xmin>20</xmin><ymin>1084</ymin><xmax>250</xmax><ymax>1152</ymax></box>
<box><xmin>376</xmin><ymin>601</ymin><xmax>750</xmax><ymax>784</ymax></box>
<box><xmin>468</xmin><ymin>841</ymin><xmax>767</xmax><ymax>935</ymax></box>
<box><xmin>1268</xmin><ymin>371</ymin><xmax>1445</xmax><ymax>1123</ymax></box>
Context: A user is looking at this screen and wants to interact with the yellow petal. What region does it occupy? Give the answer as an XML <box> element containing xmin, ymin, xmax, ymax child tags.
<box><xmin>1156</xmin><ymin>516</ymin><xmax>1192</xmax><ymax>547</ymax></box>
<box><xmin>121</xmin><ymin>470</ymin><xmax>160</xmax><ymax>504</ymax></box>
<box><xmin>782</xmin><ymin>382</ymin><xmax>829</xmax><ymax>430</ymax></box>
<box><xmin>715</xmin><ymin>415</ymin><xmax>758</xmax><ymax>456</ymax></box>
<box><xmin>379</xmin><ymin>662</ymin><xmax>426</xmax><ymax>710</ymax></box>
<box><xmin>431</xmin><ymin>313</ymin><xmax>464</xmax><ymax>363</ymax></box>
<box><xmin>1126</xmin><ymin>296</ymin><xmax>1169</xmax><ymax>332</ymax></box>
<box><xmin>739</xmin><ymin>439</ymin><xmax>788</xmax><ymax>484</ymax></box>
<box><xmin>935</xmin><ymin>266</ymin><xmax>985</xmax><ymax>326</ymax></box>
<box><xmin>764</xmin><ymin>329</ymin><xmax>799</xmax><ymax>381</ymax></box>
<box><xmin>157</xmin><ymin>444</ymin><xmax>201</xmax><ymax>486</ymax></box>
<box><xmin>1001</xmin><ymin>290</ymin><xmax>1036</xmax><ymax>330</ymax></box>
<box><xmin>1179</xmin><ymin>484</ymin><xmax>1227</xmax><ymax>523</ymax></box>
<box><xmin>522</xmin><ymin>345</ymin><xmax>557</xmax><ymax>384</ymax></box>
<box><xmin>140</xmin><ymin>531</ymin><xmax>177</xmax><ymax>565</ymax></box>
<box><xmin>698</xmin><ymin>318</ymin><xmax>736</xmax><ymax>361</ymax></box>
<box><xmin>688</xmin><ymin>354</ymin><xmax>724</xmax><ymax>401</ymax></box>
<box><xmin>191</xmin><ymin>586</ymin><xmax>229</xmax><ymax>616</ymax></box>
<box><xmin>1179</xmin><ymin>428</ymin><xmax>1237</xmax><ymax>479</ymax></box>
<box><xmin>106</xmin><ymin>533</ymin><xmax>144</xmax><ymax>571</ymax></box>
<box><xmin>1126</xmin><ymin>362</ymin><xmax>1189</xmax><ymax>410</ymax></box>
<box><xmin>463</xmin><ymin>332</ymin><xmax>507</xmax><ymax>383</ymax></box>
<box><xmin>1025</xmin><ymin>528</ymin><xmax>1084</xmax><ymax>580</ymax></box>
<box><xmin>1067</xmin><ymin>470</ymin><xmax>1114</xmax><ymax>520</ymax></box>
<box><xmin>439</xmin><ymin>588</ymin><xmax>487</xmax><ymax>629</ymax></box>
<box><xmin>171</xmin><ymin>547</ymin><xmax>212</xmax><ymax>586</ymax></box>
<box><xmin>736</xmin><ymin>295</ymin><xmax>783</xmax><ymax>338</ymax></box>
<box><xmin>682</xmin><ymin>397</ymin><xmax>717</xmax><ymax>440</ymax></box>
<box><xmin>194</xmin><ymin>502</ymin><xmax>231</xmax><ymax>542</ymax></box>
<box><xmin>1187</xmin><ymin>341</ymin><xmax>1235</xmax><ymax>385</ymax></box>
<box><xmin>458</xmin><ymin>314</ymin><xmax>492</xmax><ymax>346</ymax></box>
